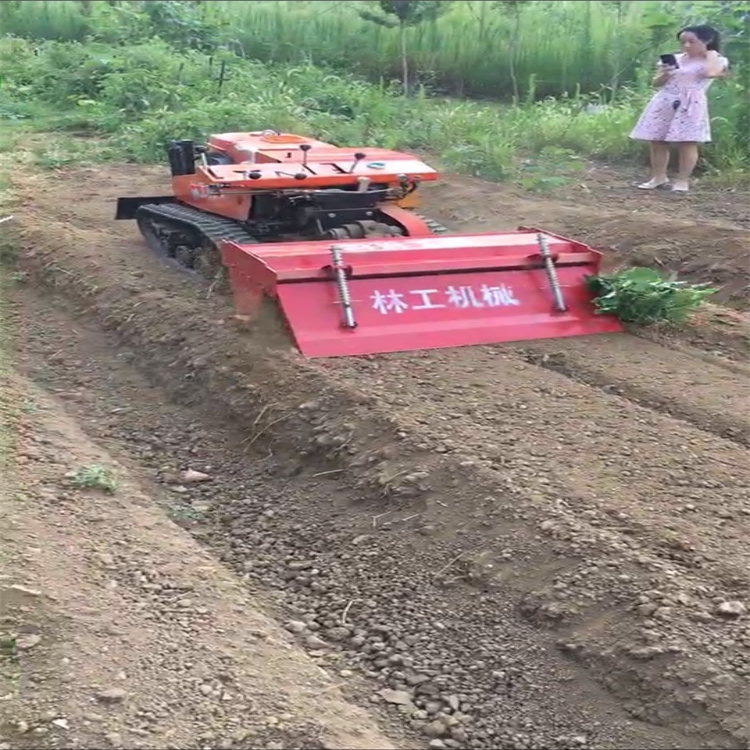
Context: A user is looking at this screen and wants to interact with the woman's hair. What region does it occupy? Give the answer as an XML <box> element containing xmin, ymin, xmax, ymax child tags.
<box><xmin>677</xmin><ymin>25</ymin><xmax>722</xmax><ymax>52</ymax></box>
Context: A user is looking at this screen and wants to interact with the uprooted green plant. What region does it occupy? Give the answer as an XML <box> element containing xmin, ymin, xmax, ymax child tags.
<box><xmin>585</xmin><ymin>267</ymin><xmax>717</xmax><ymax>326</ymax></box>
<box><xmin>71</xmin><ymin>464</ymin><xmax>118</xmax><ymax>493</ymax></box>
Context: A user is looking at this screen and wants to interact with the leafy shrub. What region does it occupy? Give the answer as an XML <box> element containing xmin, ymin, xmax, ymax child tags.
<box><xmin>586</xmin><ymin>267</ymin><xmax>717</xmax><ymax>327</ymax></box>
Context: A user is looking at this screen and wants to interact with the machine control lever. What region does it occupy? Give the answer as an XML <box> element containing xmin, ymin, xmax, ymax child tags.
<box><xmin>349</xmin><ymin>152</ymin><xmax>366</xmax><ymax>173</ymax></box>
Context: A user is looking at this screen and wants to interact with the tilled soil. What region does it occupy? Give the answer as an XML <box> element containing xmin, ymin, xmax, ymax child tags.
<box><xmin>0</xmin><ymin>369</ymin><xmax>399</xmax><ymax>750</ymax></box>
<box><xmin>1</xmin><ymin>161</ymin><xmax>749</xmax><ymax>750</ymax></box>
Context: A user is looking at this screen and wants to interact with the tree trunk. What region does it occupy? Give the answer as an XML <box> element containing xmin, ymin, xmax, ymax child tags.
<box><xmin>510</xmin><ymin>9</ymin><xmax>520</xmax><ymax>104</ymax></box>
<box><xmin>611</xmin><ymin>2</ymin><xmax>624</xmax><ymax>99</ymax></box>
<box><xmin>400</xmin><ymin>23</ymin><xmax>409</xmax><ymax>96</ymax></box>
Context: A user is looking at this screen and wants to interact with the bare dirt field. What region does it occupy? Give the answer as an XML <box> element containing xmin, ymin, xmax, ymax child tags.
<box><xmin>1</xmin><ymin>157</ymin><xmax>748</xmax><ymax>750</ymax></box>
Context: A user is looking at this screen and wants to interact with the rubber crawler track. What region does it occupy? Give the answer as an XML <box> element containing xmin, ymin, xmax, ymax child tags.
<box><xmin>136</xmin><ymin>203</ymin><xmax>448</xmax><ymax>245</ymax></box>
<box><xmin>134</xmin><ymin>203</ymin><xmax>449</xmax><ymax>283</ymax></box>
<box><xmin>415</xmin><ymin>214</ymin><xmax>449</xmax><ymax>234</ymax></box>
<box><xmin>136</xmin><ymin>203</ymin><xmax>259</xmax><ymax>246</ymax></box>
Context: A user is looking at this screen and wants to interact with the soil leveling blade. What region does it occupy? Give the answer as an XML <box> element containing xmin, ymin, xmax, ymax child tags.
<box><xmin>219</xmin><ymin>228</ymin><xmax>623</xmax><ymax>358</ymax></box>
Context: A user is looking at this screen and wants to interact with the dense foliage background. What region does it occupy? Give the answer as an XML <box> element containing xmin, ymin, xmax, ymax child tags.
<box><xmin>0</xmin><ymin>0</ymin><xmax>747</xmax><ymax>177</ymax></box>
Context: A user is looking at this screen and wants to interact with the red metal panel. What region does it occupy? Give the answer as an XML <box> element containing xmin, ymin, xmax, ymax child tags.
<box><xmin>274</xmin><ymin>267</ymin><xmax>622</xmax><ymax>358</ymax></box>
<box><xmin>220</xmin><ymin>232</ymin><xmax>594</xmax><ymax>283</ymax></box>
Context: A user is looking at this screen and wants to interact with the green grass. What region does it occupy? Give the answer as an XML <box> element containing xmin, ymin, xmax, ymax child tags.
<box><xmin>1</xmin><ymin>1</ymin><xmax>746</xmax><ymax>100</ymax></box>
<box><xmin>2</xmin><ymin>1</ymin><xmax>628</xmax><ymax>96</ymax></box>
<box><xmin>225</xmin><ymin>0</ymin><xmax>645</xmax><ymax>100</ymax></box>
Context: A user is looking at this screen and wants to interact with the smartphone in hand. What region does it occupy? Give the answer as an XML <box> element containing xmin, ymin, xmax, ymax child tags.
<box><xmin>659</xmin><ymin>53</ymin><xmax>679</xmax><ymax>68</ymax></box>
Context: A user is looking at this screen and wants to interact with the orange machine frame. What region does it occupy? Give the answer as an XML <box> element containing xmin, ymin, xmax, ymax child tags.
<box><xmin>171</xmin><ymin>131</ymin><xmax>438</xmax><ymax>223</ymax></box>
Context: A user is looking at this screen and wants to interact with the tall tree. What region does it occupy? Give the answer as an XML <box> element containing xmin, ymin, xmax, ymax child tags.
<box><xmin>493</xmin><ymin>1</ymin><xmax>530</xmax><ymax>104</ymax></box>
<box><xmin>603</xmin><ymin>1</ymin><xmax>627</xmax><ymax>97</ymax></box>
<box><xmin>359</xmin><ymin>1</ymin><xmax>451</xmax><ymax>96</ymax></box>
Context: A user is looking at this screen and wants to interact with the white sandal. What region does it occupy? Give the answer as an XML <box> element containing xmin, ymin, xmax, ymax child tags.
<box><xmin>637</xmin><ymin>178</ymin><xmax>670</xmax><ymax>190</ymax></box>
<box><xmin>671</xmin><ymin>181</ymin><xmax>690</xmax><ymax>192</ymax></box>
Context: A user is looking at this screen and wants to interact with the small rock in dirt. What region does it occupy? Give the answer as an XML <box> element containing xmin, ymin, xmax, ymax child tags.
<box><xmin>325</xmin><ymin>626</ymin><xmax>350</xmax><ymax>641</ymax></box>
<box><xmin>429</xmin><ymin>741</ymin><xmax>447</xmax><ymax>749</ymax></box>
<box><xmin>406</xmin><ymin>673</ymin><xmax>430</xmax><ymax>686</ymax></box>
<box><xmin>96</xmin><ymin>687</ymin><xmax>127</xmax><ymax>704</ymax></box>
<box><xmin>104</xmin><ymin>732</ymin><xmax>123</xmax><ymax>746</ymax></box>
<box><xmin>16</xmin><ymin>720</ymin><xmax>30</xmax><ymax>734</ymax></box>
<box><xmin>285</xmin><ymin>620</ymin><xmax>307</xmax><ymax>634</ymax></box>
<box><xmin>423</xmin><ymin>719</ymin><xmax>450</xmax><ymax>738</ymax></box>
<box><xmin>8</xmin><ymin>584</ymin><xmax>42</xmax><ymax>597</ymax></box>
<box><xmin>715</xmin><ymin>600</ymin><xmax>746</xmax><ymax>618</ymax></box>
<box><xmin>450</xmin><ymin>727</ymin><xmax>468</xmax><ymax>743</ymax></box>
<box><xmin>305</xmin><ymin>635</ymin><xmax>327</xmax><ymax>649</ymax></box>
<box><xmin>51</xmin><ymin>718</ymin><xmax>69</xmax><ymax>730</ymax></box>
<box><xmin>181</xmin><ymin>469</ymin><xmax>212</xmax><ymax>483</ymax></box>
<box><xmin>378</xmin><ymin>688</ymin><xmax>413</xmax><ymax>706</ymax></box>
<box><xmin>16</xmin><ymin>633</ymin><xmax>42</xmax><ymax>650</ymax></box>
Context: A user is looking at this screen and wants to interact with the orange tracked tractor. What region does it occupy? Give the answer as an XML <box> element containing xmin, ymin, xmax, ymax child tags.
<box><xmin>116</xmin><ymin>130</ymin><xmax>622</xmax><ymax>357</ymax></box>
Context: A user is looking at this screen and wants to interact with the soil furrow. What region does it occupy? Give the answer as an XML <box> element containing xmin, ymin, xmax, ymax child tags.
<box><xmin>321</xmin><ymin>347</ymin><xmax>750</xmax><ymax>582</ymax></box>
<box><xmin>0</xmin><ymin>372</ymin><xmax>400</xmax><ymax>750</ymax></box>
<box><xmin>512</xmin><ymin>337</ymin><xmax>750</xmax><ymax>446</ymax></box>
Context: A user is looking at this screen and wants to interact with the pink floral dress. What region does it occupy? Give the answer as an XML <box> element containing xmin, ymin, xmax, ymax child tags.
<box><xmin>630</xmin><ymin>53</ymin><xmax>729</xmax><ymax>143</ymax></box>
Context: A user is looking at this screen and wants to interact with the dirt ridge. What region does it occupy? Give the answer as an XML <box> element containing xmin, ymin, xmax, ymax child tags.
<box><xmin>516</xmin><ymin>345</ymin><xmax>750</xmax><ymax>447</ymax></box>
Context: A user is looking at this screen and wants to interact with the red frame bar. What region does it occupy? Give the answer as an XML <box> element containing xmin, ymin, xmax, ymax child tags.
<box><xmin>219</xmin><ymin>229</ymin><xmax>601</xmax><ymax>293</ymax></box>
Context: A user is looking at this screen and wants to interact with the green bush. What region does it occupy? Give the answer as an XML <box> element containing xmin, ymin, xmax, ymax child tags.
<box><xmin>0</xmin><ymin>0</ymin><xmax>659</xmax><ymax>99</ymax></box>
<box><xmin>0</xmin><ymin>36</ymin><xmax>649</xmax><ymax>172</ymax></box>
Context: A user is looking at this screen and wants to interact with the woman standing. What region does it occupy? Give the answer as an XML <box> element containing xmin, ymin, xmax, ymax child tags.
<box><xmin>630</xmin><ymin>25</ymin><xmax>729</xmax><ymax>193</ymax></box>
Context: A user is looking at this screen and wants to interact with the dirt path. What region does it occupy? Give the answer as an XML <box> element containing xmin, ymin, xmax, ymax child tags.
<box><xmin>1</xmin><ymin>159</ymin><xmax>749</xmax><ymax>750</ymax></box>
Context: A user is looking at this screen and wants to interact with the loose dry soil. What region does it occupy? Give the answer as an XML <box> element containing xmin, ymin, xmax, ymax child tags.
<box><xmin>0</xmin><ymin>157</ymin><xmax>748</xmax><ymax>750</ymax></box>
